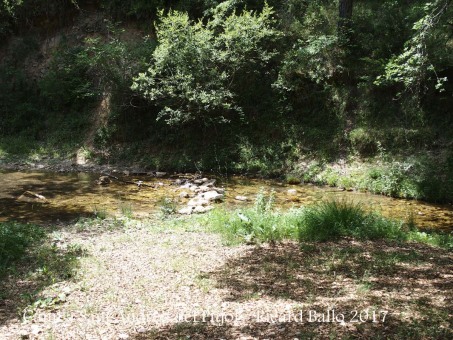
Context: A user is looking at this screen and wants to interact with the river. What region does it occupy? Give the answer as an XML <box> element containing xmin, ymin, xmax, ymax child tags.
<box><xmin>0</xmin><ymin>171</ymin><xmax>452</xmax><ymax>231</ymax></box>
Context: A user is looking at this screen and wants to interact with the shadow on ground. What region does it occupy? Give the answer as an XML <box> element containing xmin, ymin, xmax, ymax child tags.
<box><xmin>0</xmin><ymin>221</ymin><xmax>88</xmax><ymax>326</ymax></box>
<box><xmin>131</xmin><ymin>240</ymin><xmax>452</xmax><ymax>339</ymax></box>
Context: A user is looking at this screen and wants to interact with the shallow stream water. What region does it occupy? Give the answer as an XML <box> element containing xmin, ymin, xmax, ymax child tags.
<box><xmin>0</xmin><ymin>171</ymin><xmax>452</xmax><ymax>231</ymax></box>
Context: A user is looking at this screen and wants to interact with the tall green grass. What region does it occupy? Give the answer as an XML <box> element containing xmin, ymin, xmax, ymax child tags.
<box><xmin>298</xmin><ymin>200</ymin><xmax>406</xmax><ymax>242</ymax></box>
<box><xmin>208</xmin><ymin>195</ymin><xmax>452</xmax><ymax>249</ymax></box>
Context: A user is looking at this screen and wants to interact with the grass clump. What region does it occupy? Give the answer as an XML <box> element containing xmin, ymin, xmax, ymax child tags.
<box><xmin>0</xmin><ymin>222</ymin><xmax>45</xmax><ymax>276</ymax></box>
<box><xmin>298</xmin><ymin>200</ymin><xmax>406</xmax><ymax>242</ymax></box>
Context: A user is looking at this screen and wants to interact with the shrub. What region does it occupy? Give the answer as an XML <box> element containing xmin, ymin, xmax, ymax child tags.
<box><xmin>349</xmin><ymin>128</ymin><xmax>378</xmax><ymax>157</ymax></box>
<box><xmin>159</xmin><ymin>197</ymin><xmax>177</xmax><ymax>217</ymax></box>
<box><xmin>0</xmin><ymin>222</ymin><xmax>45</xmax><ymax>275</ymax></box>
<box><xmin>132</xmin><ymin>1</ymin><xmax>280</xmax><ymax>125</ymax></box>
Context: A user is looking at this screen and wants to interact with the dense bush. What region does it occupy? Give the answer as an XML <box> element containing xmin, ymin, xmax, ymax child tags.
<box><xmin>0</xmin><ymin>222</ymin><xmax>45</xmax><ymax>275</ymax></box>
<box><xmin>132</xmin><ymin>1</ymin><xmax>280</xmax><ymax>125</ymax></box>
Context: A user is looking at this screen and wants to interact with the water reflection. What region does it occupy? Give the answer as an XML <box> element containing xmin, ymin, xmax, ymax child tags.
<box><xmin>0</xmin><ymin>171</ymin><xmax>451</xmax><ymax>231</ymax></box>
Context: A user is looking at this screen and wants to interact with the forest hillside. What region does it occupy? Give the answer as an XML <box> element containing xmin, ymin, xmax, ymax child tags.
<box><xmin>1</xmin><ymin>0</ymin><xmax>452</xmax><ymax>202</ymax></box>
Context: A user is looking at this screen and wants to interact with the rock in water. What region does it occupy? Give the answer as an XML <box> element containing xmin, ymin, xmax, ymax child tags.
<box><xmin>97</xmin><ymin>176</ymin><xmax>111</xmax><ymax>185</ymax></box>
<box><xmin>179</xmin><ymin>191</ymin><xmax>190</xmax><ymax>199</ymax></box>
<box><xmin>17</xmin><ymin>191</ymin><xmax>48</xmax><ymax>203</ymax></box>
<box><xmin>235</xmin><ymin>195</ymin><xmax>248</xmax><ymax>201</ymax></box>
<box><xmin>201</xmin><ymin>190</ymin><xmax>224</xmax><ymax>202</ymax></box>
<box><xmin>178</xmin><ymin>207</ymin><xmax>194</xmax><ymax>215</ymax></box>
<box><xmin>187</xmin><ymin>197</ymin><xmax>210</xmax><ymax>207</ymax></box>
<box><xmin>205</xmin><ymin>179</ymin><xmax>216</xmax><ymax>187</ymax></box>
<box><xmin>193</xmin><ymin>206</ymin><xmax>214</xmax><ymax>214</ymax></box>
<box><xmin>287</xmin><ymin>189</ymin><xmax>298</xmax><ymax>195</ymax></box>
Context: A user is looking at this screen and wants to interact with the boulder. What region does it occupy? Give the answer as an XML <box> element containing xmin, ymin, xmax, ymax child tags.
<box><xmin>193</xmin><ymin>205</ymin><xmax>214</xmax><ymax>214</ymax></box>
<box><xmin>205</xmin><ymin>179</ymin><xmax>216</xmax><ymax>187</ymax></box>
<box><xmin>187</xmin><ymin>197</ymin><xmax>210</xmax><ymax>207</ymax></box>
<box><xmin>200</xmin><ymin>190</ymin><xmax>224</xmax><ymax>202</ymax></box>
<box><xmin>194</xmin><ymin>178</ymin><xmax>209</xmax><ymax>184</ymax></box>
<box><xmin>17</xmin><ymin>191</ymin><xmax>48</xmax><ymax>203</ymax></box>
<box><xmin>196</xmin><ymin>185</ymin><xmax>210</xmax><ymax>193</ymax></box>
<box><xmin>235</xmin><ymin>195</ymin><xmax>248</xmax><ymax>201</ymax></box>
<box><xmin>179</xmin><ymin>191</ymin><xmax>190</xmax><ymax>199</ymax></box>
<box><xmin>97</xmin><ymin>176</ymin><xmax>111</xmax><ymax>185</ymax></box>
<box><xmin>178</xmin><ymin>183</ymin><xmax>191</xmax><ymax>190</ymax></box>
<box><xmin>178</xmin><ymin>207</ymin><xmax>194</xmax><ymax>215</ymax></box>
<box><xmin>287</xmin><ymin>189</ymin><xmax>298</xmax><ymax>195</ymax></box>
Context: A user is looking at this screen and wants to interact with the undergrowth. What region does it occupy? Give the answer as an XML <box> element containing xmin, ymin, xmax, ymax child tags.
<box><xmin>207</xmin><ymin>193</ymin><xmax>453</xmax><ymax>249</ymax></box>
<box><xmin>0</xmin><ymin>222</ymin><xmax>45</xmax><ymax>276</ymax></box>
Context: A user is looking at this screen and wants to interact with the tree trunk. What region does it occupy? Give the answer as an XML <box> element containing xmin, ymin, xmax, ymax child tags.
<box><xmin>339</xmin><ymin>0</ymin><xmax>353</xmax><ymax>21</ymax></box>
<box><xmin>338</xmin><ymin>0</ymin><xmax>354</xmax><ymax>41</ymax></box>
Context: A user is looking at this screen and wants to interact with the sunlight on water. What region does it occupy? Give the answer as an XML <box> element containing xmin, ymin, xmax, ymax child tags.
<box><xmin>0</xmin><ymin>171</ymin><xmax>452</xmax><ymax>231</ymax></box>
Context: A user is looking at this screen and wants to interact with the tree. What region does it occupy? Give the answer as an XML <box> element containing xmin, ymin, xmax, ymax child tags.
<box><xmin>375</xmin><ymin>0</ymin><xmax>452</xmax><ymax>95</ymax></box>
<box><xmin>339</xmin><ymin>0</ymin><xmax>353</xmax><ymax>21</ymax></box>
<box><xmin>338</xmin><ymin>0</ymin><xmax>353</xmax><ymax>42</ymax></box>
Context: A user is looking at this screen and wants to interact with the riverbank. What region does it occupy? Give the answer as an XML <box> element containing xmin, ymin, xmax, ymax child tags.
<box><xmin>0</xmin><ymin>214</ymin><xmax>452</xmax><ymax>339</ymax></box>
<box><xmin>1</xmin><ymin>147</ymin><xmax>452</xmax><ymax>204</ymax></box>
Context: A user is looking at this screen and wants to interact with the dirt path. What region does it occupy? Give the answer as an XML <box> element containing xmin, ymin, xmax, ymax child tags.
<box><xmin>0</xmin><ymin>218</ymin><xmax>452</xmax><ymax>339</ymax></box>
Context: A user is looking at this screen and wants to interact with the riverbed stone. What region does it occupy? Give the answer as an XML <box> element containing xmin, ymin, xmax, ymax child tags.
<box><xmin>179</xmin><ymin>191</ymin><xmax>190</xmax><ymax>199</ymax></box>
<box><xmin>178</xmin><ymin>206</ymin><xmax>194</xmax><ymax>215</ymax></box>
<box><xmin>193</xmin><ymin>205</ymin><xmax>214</xmax><ymax>214</ymax></box>
<box><xmin>235</xmin><ymin>195</ymin><xmax>248</xmax><ymax>201</ymax></box>
<box><xmin>196</xmin><ymin>185</ymin><xmax>211</xmax><ymax>193</ymax></box>
<box><xmin>97</xmin><ymin>176</ymin><xmax>111</xmax><ymax>185</ymax></box>
<box><xmin>200</xmin><ymin>190</ymin><xmax>224</xmax><ymax>202</ymax></box>
<box><xmin>205</xmin><ymin>179</ymin><xmax>216</xmax><ymax>187</ymax></box>
<box><xmin>187</xmin><ymin>197</ymin><xmax>210</xmax><ymax>207</ymax></box>
<box><xmin>287</xmin><ymin>189</ymin><xmax>298</xmax><ymax>195</ymax></box>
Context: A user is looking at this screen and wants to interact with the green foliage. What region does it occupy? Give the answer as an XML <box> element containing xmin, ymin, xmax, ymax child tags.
<box><xmin>132</xmin><ymin>2</ymin><xmax>280</xmax><ymax>125</ymax></box>
<box><xmin>0</xmin><ymin>0</ymin><xmax>79</xmax><ymax>40</ymax></box>
<box><xmin>80</xmin><ymin>27</ymin><xmax>156</xmax><ymax>95</ymax></box>
<box><xmin>407</xmin><ymin>230</ymin><xmax>453</xmax><ymax>250</ymax></box>
<box><xmin>101</xmin><ymin>0</ymin><xmax>212</xmax><ymax>21</ymax></box>
<box><xmin>208</xmin><ymin>198</ymin><xmax>452</xmax><ymax>249</ymax></box>
<box><xmin>277</xmin><ymin>34</ymin><xmax>342</xmax><ymax>92</ymax></box>
<box><xmin>298</xmin><ymin>200</ymin><xmax>406</xmax><ymax>242</ymax></box>
<box><xmin>0</xmin><ymin>0</ymin><xmax>452</xmax><ymax>206</ymax></box>
<box><xmin>0</xmin><ymin>222</ymin><xmax>45</xmax><ymax>275</ymax></box>
<box><xmin>366</xmin><ymin>162</ymin><xmax>420</xmax><ymax>199</ymax></box>
<box><xmin>375</xmin><ymin>0</ymin><xmax>452</xmax><ymax>94</ymax></box>
<box><xmin>158</xmin><ymin>197</ymin><xmax>177</xmax><ymax>217</ymax></box>
<box><xmin>209</xmin><ymin>189</ymin><xmax>301</xmax><ymax>244</ymax></box>
<box><xmin>39</xmin><ymin>44</ymin><xmax>97</xmax><ymax>111</ymax></box>
<box><xmin>0</xmin><ymin>0</ymin><xmax>20</xmax><ymax>38</ymax></box>
<box><xmin>234</xmin><ymin>136</ymin><xmax>300</xmax><ymax>176</ymax></box>
<box><xmin>349</xmin><ymin>128</ymin><xmax>378</xmax><ymax>157</ymax></box>
<box><xmin>101</xmin><ymin>0</ymin><xmax>164</xmax><ymax>20</ymax></box>
<box><xmin>285</xmin><ymin>174</ymin><xmax>301</xmax><ymax>185</ymax></box>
